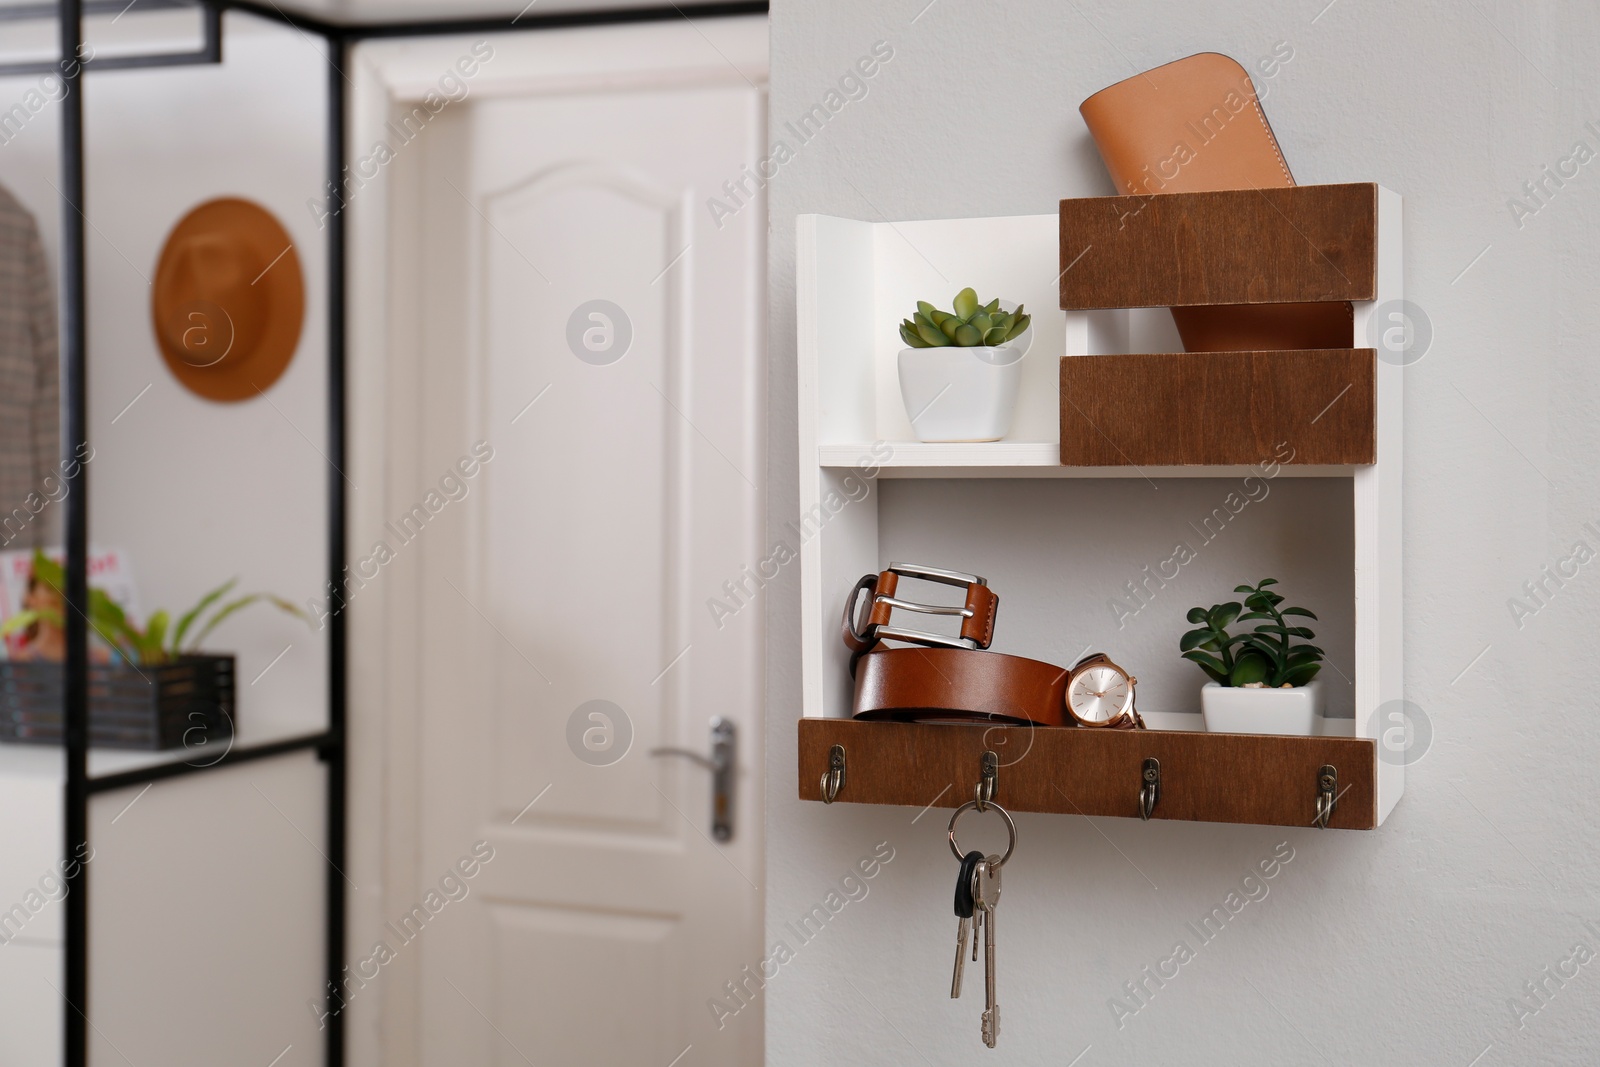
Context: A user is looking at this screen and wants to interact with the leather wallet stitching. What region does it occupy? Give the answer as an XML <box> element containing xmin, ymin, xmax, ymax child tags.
<box><xmin>1247</xmin><ymin>92</ymin><xmax>1294</xmax><ymax>186</ymax></box>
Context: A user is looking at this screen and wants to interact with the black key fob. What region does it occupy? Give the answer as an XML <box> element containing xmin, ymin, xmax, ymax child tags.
<box><xmin>954</xmin><ymin>849</ymin><xmax>984</xmax><ymax>919</ymax></box>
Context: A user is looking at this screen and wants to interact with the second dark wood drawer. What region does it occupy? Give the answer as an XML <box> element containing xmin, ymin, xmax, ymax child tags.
<box><xmin>1059</xmin><ymin>348</ymin><xmax>1376</xmax><ymax>467</ymax></box>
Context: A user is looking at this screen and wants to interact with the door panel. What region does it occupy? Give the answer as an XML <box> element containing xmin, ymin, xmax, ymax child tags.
<box><xmin>489</xmin><ymin>902</ymin><xmax>676</xmax><ymax>1065</ymax></box>
<box><xmin>482</xmin><ymin>167</ymin><xmax>684</xmax><ymax>834</ymax></box>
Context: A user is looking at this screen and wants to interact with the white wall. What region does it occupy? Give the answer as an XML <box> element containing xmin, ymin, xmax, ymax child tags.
<box><xmin>767</xmin><ymin>3</ymin><xmax>1600</xmax><ymax>1065</ymax></box>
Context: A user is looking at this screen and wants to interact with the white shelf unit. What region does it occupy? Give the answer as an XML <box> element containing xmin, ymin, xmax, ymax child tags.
<box><xmin>796</xmin><ymin>192</ymin><xmax>1404</xmax><ymax>825</ymax></box>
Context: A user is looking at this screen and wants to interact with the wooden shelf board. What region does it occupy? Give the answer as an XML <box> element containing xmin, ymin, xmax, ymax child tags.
<box><xmin>818</xmin><ymin>442</ymin><xmax>1357</xmax><ymax>479</ymax></box>
<box><xmin>798</xmin><ymin>717</ymin><xmax>1376</xmax><ymax>830</ymax></box>
<box><xmin>1140</xmin><ymin>711</ymin><xmax>1356</xmax><ymax>737</ymax></box>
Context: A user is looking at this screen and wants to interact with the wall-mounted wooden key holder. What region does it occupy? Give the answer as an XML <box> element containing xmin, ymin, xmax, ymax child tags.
<box><xmin>797</xmin><ymin>718</ymin><xmax>1375</xmax><ymax>829</ymax></box>
<box><xmin>794</xmin><ymin>180</ymin><xmax>1403</xmax><ymax>831</ymax></box>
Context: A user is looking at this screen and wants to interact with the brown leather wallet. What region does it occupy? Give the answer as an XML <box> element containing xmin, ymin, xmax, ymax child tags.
<box><xmin>1078</xmin><ymin>52</ymin><xmax>1351</xmax><ymax>352</ymax></box>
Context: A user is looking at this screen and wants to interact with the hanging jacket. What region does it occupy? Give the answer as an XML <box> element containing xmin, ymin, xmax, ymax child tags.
<box><xmin>0</xmin><ymin>181</ymin><xmax>59</xmax><ymax>550</ymax></box>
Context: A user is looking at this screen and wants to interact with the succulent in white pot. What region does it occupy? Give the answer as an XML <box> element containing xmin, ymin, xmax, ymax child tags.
<box><xmin>1180</xmin><ymin>579</ymin><xmax>1325</xmax><ymax>737</ymax></box>
<box><xmin>896</xmin><ymin>288</ymin><xmax>1032</xmax><ymax>442</ymax></box>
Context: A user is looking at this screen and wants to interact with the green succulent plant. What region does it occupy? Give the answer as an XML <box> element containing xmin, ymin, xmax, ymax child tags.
<box><xmin>0</xmin><ymin>548</ymin><xmax>310</xmax><ymax>666</ymax></box>
<box><xmin>899</xmin><ymin>287</ymin><xmax>1030</xmax><ymax>349</ymax></box>
<box><xmin>1179</xmin><ymin>579</ymin><xmax>1324</xmax><ymax>688</ymax></box>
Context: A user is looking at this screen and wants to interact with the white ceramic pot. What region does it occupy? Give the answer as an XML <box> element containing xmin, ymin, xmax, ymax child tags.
<box><xmin>896</xmin><ymin>314</ymin><xmax>1032</xmax><ymax>443</ymax></box>
<box><xmin>897</xmin><ymin>345</ymin><xmax>1024</xmax><ymax>442</ymax></box>
<box><xmin>1200</xmin><ymin>679</ymin><xmax>1324</xmax><ymax>737</ymax></box>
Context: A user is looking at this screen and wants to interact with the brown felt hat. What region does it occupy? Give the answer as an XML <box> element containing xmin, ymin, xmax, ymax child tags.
<box><xmin>151</xmin><ymin>198</ymin><xmax>304</xmax><ymax>403</ymax></box>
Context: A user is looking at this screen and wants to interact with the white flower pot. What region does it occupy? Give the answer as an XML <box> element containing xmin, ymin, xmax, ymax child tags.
<box><xmin>1200</xmin><ymin>679</ymin><xmax>1323</xmax><ymax>737</ymax></box>
<box><xmin>896</xmin><ymin>314</ymin><xmax>1031</xmax><ymax>443</ymax></box>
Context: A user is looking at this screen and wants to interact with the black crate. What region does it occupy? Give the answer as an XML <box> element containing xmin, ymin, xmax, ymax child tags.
<box><xmin>0</xmin><ymin>655</ymin><xmax>236</xmax><ymax>750</ymax></box>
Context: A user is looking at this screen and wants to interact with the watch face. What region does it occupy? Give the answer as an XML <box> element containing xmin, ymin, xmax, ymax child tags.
<box><xmin>1067</xmin><ymin>663</ymin><xmax>1132</xmax><ymax>723</ymax></box>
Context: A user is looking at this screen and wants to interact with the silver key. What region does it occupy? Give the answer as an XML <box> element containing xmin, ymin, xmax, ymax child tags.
<box><xmin>973</xmin><ymin>854</ymin><xmax>1003</xmax><ymax>1048</ymax></box>
<box><xmin>950</xmin><ymin>913</ymin><xmax>971</xmax><ymax>997</ymax></box>
<box><xmin>951</xmin><ymin>850</ymin><xmax>982</xmax><ymax>998</ymax></box>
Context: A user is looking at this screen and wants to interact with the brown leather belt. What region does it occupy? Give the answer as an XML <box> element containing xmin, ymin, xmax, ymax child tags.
<box><xmin>843</xmin><ymin>564</ymin><xmax>1068</xmax><ymax>727</ymax></box>
<box><xmin>842</xmin><ymin>563</ymin><xmax>1142</xmax><ymax>729</ymax></box>
<box><xmin>852</xmin><ymin>647</ymin><xmax>1071</xmax><ymax>727</ymax></box>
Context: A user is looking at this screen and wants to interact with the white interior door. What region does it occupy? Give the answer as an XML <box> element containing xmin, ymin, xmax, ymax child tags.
<box><xmin>349</xmin><ymin>21</ymin><xmax>767</xmax><ymax>1067</ymax></box>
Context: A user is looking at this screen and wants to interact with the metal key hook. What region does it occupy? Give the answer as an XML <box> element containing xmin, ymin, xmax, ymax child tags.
<box><xmin>948</xmin><ymin>798</ymin><xmax>1016</xmax><ymax>868</ymax></box>
<box><xmin>1138</xmin><ymin>757</ymin><xmax>1160</xmax><ymax>821</ymax></box>
<box><xmin>1313</xmin><ymin>764</ymin><xmax>1337</xmax><ymax>829</ymax></box>
<box><xmin>820</xmin><ymin>744</ymin><xmax>847</xmax><ymax>804</ymax></box>
<box><xmin>975</xmin><ymin>750</ymin><xmax>998</xmax><ymax>812</ymax></box>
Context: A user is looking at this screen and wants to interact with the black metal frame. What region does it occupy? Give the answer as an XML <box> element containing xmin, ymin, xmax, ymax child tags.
<box><xmin>48</xmin><ymin>1</ymin><xmax>767</xmax><ymax>1064</ymax></box>
<box><xmin>0</xmin><ymin>1</ymin><xmax>220</xmax><ymax>77</ymax></box>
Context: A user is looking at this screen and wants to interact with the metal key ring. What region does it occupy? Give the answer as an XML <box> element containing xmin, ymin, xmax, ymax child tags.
<box><xmin>947</xmin><ymin>799</ymin><xmax>1016</xmax><ymax>868</ymax></box>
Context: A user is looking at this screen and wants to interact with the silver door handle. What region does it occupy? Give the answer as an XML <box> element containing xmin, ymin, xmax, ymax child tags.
<box><xmin>650</xmin><ymin>717</ymin><xmax>736</xmax><ymax>842</ymax></box>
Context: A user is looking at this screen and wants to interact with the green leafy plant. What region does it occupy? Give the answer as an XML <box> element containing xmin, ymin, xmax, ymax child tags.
<box><xmin>1</xmin><ymin>548</ymin><xmax>310</xmax><ymax>665</ymax></box>
<box><xmin>1179</xmin><ymin>579</ymin><xmax>1323</xmax><ymax>688</ymax></box>
<box><xmin>899</xmin><ymin>287</ymin><xmax>1030</xmax><ymax>348</ymax></box>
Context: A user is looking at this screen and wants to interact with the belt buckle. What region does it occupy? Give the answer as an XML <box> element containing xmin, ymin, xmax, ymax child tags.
<box><xmin>874</xmin><ymin>562</ymin><xmax>987</xmax><ymax>650</ymax></box>
<box><xmin>886</xmin><ymin>562</ymin><xmax>988</xmax><ymax>589</ymax></box>
<box><xmin>843</xmin><ymin>562</ymin><xmax>995</xmax><ymax>668</ymax></box>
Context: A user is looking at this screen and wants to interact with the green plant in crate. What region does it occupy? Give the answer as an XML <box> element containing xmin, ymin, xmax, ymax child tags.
<box><xmin>1</xmin><ymin>548</ymin><xmax>310</xmax><ymax>665</ymax></box>
<box><xmin>1179</xmin><ymin>579</ymin><xmax>1324</xmax><ymax>687</ymax></box>
<box><xmin>898</xmin><ymin>287</ymin><xmax>1030</xmax><ymax>348</ymax></box>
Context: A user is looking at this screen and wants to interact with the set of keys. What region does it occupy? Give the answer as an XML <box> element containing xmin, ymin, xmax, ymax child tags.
<box><xmin>946</xmin><ymin>799</ymin><xmax>1014</xmax><ymax>1049</ymax></box>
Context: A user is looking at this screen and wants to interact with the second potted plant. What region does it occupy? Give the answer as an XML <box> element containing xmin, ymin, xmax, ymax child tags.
<box><xmin>1180</xmin><ymin>579</ymin><xmax>1325</xmax><ymax>736</ymax></box>
<box><xmin>897</xmin><ymin>287</ymin><xmax>1031</xmax><ymax>442</ymax></box>
<box><xmin>0</xmin><ymin>549</ymin><xmax>310</xmax><ymax>749</ymax></box>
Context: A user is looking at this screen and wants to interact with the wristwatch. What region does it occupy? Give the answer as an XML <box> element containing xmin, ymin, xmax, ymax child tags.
<box><xmin>1064</xmin><ymin>652</ymin><xmax>1144</xmax><ymax>729</ymax></box>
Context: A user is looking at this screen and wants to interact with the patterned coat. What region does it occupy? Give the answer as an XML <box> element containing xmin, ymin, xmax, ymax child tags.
<box><xmin>0</xmin><ymin>181</ymin><xmax>58</xmax><ymax>549</ymax></box>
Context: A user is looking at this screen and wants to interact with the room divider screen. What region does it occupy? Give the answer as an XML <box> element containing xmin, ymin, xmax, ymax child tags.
<box><xmin>0</xmin><ymin>1</ymin><xmax>764</xmax><ymax>1063</ymax></box>
<box><xmin>1</xmin><ymin>3</ymin><xmax>348</xmax><ymax>1062</ymax></box>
